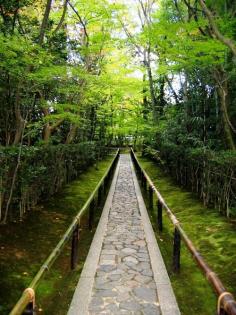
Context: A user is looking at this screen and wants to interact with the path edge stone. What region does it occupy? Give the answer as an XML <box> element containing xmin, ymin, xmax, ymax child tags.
<box><xmin>67</xmin><ymin>159</ymin><xmax>120</xmax><ymax>315</ymax></box>
<box><xmin>130</xmin><ymin>157</ymin><xmax>181</xmax><ymax>315</ymax></box>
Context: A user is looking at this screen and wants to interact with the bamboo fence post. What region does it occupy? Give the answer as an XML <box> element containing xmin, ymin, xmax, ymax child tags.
<box><xmin>219</xmin><ymin>308</ymin><xmax>227</xmax><ymax>315</ymax></box>
<box><xmin>143</xmin><ymin>176</ymin><xmax>147</xmax><ymax>191</ymax></box>
<box><xmin>104</xmin><ymin>175</ymin><xmax>109</xmax><ymax>193</ymax></box>
<box><xmin>98</xmin><ymin>186</ymin><xmax>102</xmax><ymax>205</ymax></box>
<box><xmin>173</xmin><ymin>227</ymin><xmax>181</xmax><ymax>272</ymax></box>
<box><xmin>89</xmin><ymin>199</ymin><xmax>95</xmax><ymax>230</ymax></box>
<box><xmin>140</xmin><ymin>171</ymin><xmax>144</xmax><ymax>187</ymax></box>
<box><xmin>149</xmin><ymin>186</ymin><xmax>153</xmax><ymax>209</ymax></box>
<box><xmin>71</xmin><ymin>224</ymin><xmax>79</xmax><ymax>270</ymax></box>
<box><xmin>22</xmin><ymin>302</ymin><xmax>34</xmax><ymax>315</ymax></box>
<box><xmin>157</xmin><ymin>200</ymin><xmax>163</xmax><ymax>232</ymax></box>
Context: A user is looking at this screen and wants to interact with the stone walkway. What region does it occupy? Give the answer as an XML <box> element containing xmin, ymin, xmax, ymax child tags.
<box><xmin>68</xmin><ymin>154</ymin><xmax>180</xmax><ymax>315</ymax></box>
<box><xmin>88</xmin><ymin>155</ymin><xmax>160</xmax><ymax>314</ymax></box>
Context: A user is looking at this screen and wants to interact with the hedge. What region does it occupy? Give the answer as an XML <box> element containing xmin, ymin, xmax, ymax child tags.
<box><xmin>0</xmin><ymin>142</ymin><xmax>108</xmax><ymax>222</ymax></box>
<box><xmin>143</xmin><ymin>144</ymin><xmax>236</xmax><ymax>217</ymax></box>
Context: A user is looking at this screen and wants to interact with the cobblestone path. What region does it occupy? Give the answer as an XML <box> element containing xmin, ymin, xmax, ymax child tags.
<box><xmin>88</xmin><ymin>155</ymin><xmax>161</xmax><ymax>314</ymax></box>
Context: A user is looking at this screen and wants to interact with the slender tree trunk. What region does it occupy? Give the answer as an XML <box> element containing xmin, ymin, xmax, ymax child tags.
<box><xmin>13</xmin><ymin>84</ymin><xmax>25</xmax><ymax>145</ymax></box>
<box><xmin>142</xmin><ymin>74</ymin><xmax>149</xmax><ymax>120</ymax></box>
<box><xmin>214</xmin><ymin>69</ymin><xmax>235</xmax><ymax>150</ymax></box>
<box><xmin>0</xmin><ymin>176</ymin><xmax>2</xmax><ymax>221</ymax></box>
<box><xmin>165</xmin><ymin>75</ymin><xmax>179</xmax><ymax>104</ymax></box>
<box><xmin>183</xmin><ymin>74</ymin><xmax>192</xmax><ymax>116</ymax></box>
<box><xmin>52</xmin><ymin>0</ymin><xmax>67</xmax><ymax>35</ymax></box>
<box><xmin>144</xmin><ymin>49</ymin><xmax>158</xmax><ymax>122</ymax></box>
<box><xmin>158</xmin><ymin>76</ymin><xmax>165</xmax><ymax>115</ymax></box>
<box><xmin>14</xmin><ymin>113</ymin><xmax>25</xmax><ymax>145</ymax></box>
<box><xmin>39</xmin><ymin>0</ymin><xmax>53</xmax><ymax>45</ymax></box>
<box><xmin>217</xmin><ymin>86</ymin><xmax>235</xmax><ymax>150</ymax></box>
<box><xmin>1</xmin><ymin>115</ymin><xmax>27</xmax><ymax>224</ymax></box>
<box><xmin>89</xmin><ymin>106</ymin><xmax>97</xmax><ymax>141</ymax></box>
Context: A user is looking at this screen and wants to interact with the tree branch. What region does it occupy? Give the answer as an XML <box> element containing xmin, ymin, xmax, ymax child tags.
<box><xmin>68</xmin><ymin>1</ymin><xmax>89</xmax><ymax>47</ymax></box>
<box><xmin>199</xmin><ymin>0</ymin><xmax>236</xmax><ymax>58</ymax></box>
<box><xmin>39</xmin><ymin>0</ymin><xmax>53</xmax><ymax>45</ymax></box>
<box><xmin>52</xmin><ymin>0</ymin><xmax>68</xmax><ymax>35</ymax></box>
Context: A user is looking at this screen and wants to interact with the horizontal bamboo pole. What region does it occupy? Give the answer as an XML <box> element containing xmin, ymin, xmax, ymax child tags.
<box><xmin>10</xmin><ymin>149</ymin><xmax>120</xmax><ymax>315</ymax></box>
<box><xmin>131</xmin><ymin>148</ymin><xmax>236</xmax><ymax>315</ymax></box>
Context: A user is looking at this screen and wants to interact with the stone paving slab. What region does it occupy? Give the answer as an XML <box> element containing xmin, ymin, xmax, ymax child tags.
<box><xmin>67</xmin><ymin>154</ymin><xmax>180</xmax><ymax>315</ymax></box>
<box><xmin>130</xmin><ymin>158</ymin><xmax>180</xmax><ymax>315</ymax></box>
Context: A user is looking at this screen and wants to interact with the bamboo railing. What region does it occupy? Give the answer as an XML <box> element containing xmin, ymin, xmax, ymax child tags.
<box><xmin>131</xmin><ymin>148</ymin><xmax>236</xmax><ymax>315</ymax></box>
<box><xmin>10</xmin><ymin>149</ymin><xmax>120</xmax><ymax>315</ymax></box>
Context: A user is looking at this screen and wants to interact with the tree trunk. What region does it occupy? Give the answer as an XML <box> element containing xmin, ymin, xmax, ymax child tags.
<box><xmin>165</xmin><ymin>75</ymin><xmax>179</xmax><ymax>104</ymax></box>
<box><xmin>217</xmin><ymin>86</ymin><xmax>235</xmax><ymax>150</ymax></box>
<box><xmin>52</xmin><ymin>0</ymin><xmax>67</xmax><ymax>35</ymax></box>
<box><xmin>158</xmin><ymin>76</ymin><xmax>165</xmax><ymax>115</ymax></box>
<box><xmin>214</xmin><ymin>69</ymin><xmax>235</xmax><ymax>150</ymax></box>
<box><xmin>0</xmin><ymin>176</ymin><xmax>2</xmax><ymax>221</ymax></box>
<box><xmin>13</xmin><ymin>84</ymin><xmax>25</xmax><ymax>145</ymax></box>
<box><xmin>142</xmin><ymin>74</ymin><xmax>149</xmax><ymax>120</ymax></box>
<box><xmin>42</xmin><ymin>104</ymin><xmax>64</xmax><ymax>143</ymax></box>
<box><xmin>144</xmin><ymin>49</ymin><xmax>158</xmax><ymax>122</ymax></box>
<box><xmin>89</xmin><ymin>106</ymin><xmax>97</xmax><ymax>141</ymax></box>
<box><xmin>13</xmin><ymin>115</ymin><xmax>25</xmax><ymax>145</ymax></box>
<box><xmin>199</xmin><ymin>0</ymin><xmax>236</xmax><ymax>58</ymax></box>
<box><xmin>1</xmin><ymin>115</ymin><xmax>27</xmax><ymax>224</ymax></box>
<box><xmin>39</xmin><ymin>0</ymin><xmax>53</xmax><ymax>45</ymax></box>
<box><xmin>65</xmin><ymin>124</ymin><xmax>77</xmax><ymax>144</ymax></box>
<box><xmin>43</xmin><ymin>123</ymin><xmax>52</xmax><ymax>143</ymax></box>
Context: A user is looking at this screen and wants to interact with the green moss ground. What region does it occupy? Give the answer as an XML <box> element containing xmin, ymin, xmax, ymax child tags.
<box><xmin>138</xmin><ymin>155</ymin><xmax>236</xmax><ymax>315</ymax></box>
<box><xmin>0</xmin><ymin>156</ymin><xmax>113</xmax><ymax>315</ymax></box>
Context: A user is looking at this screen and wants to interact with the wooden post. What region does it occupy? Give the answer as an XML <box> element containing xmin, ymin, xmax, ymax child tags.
<box><xmin>71</xmin><ymin>224</ymin><xmax>79</xmax><ymax>270</ymax></box>
<box><xmin>22</xmin><ymin>302</ymin><xmax>34</xmax><ymax>315</ymax></box>
<box><xmin>108</xmin><ymin>168</ymin><xmax>112</xmax><ymax>180</ymax></box>
<box><xmin>143</xmin><ymin>176</ymin><xmax>147</xmax><ymax>191</ymax></box>
<box><xmin>140</xmin><ymin>172</ymin><xmax>144</xmax><ymax>187</ymax></box>
<box><xmin>149</xmin><ymin>186</ymin><xmax>153</xmax><ymax>209</ymax></box>
<box><xmin>219</xmin><ymin>308</ymin><xmax>227</xmax><ymax>315</ymax></box>
<box><xmin>98</xmin><ymin>186</ymin><xmax>102</xmax><ymax>205</ymax></box>
<box><xmin>89</xmin><ymin>199</ymin><xmax>95</xmax><ymax>230</ymax></box>
<box><xmin>173</xmin><ymin>227</ymin><xmax>181</xmax><ymax>272</ymax></box>
<box><xmin>138</xmin><ymin>167</ymin><xmax>141</xmax><ymax>179</ymax></box>
<box><xmin>104</xmin><ymin>175</ymin><xmax>109</xmax><ymax>193</ymax></box>
<box><xmin>157</xmin><ymin>200</ymin><xmax>163</xmax><ymax>232</ymax></box>
<box><xmin>107</xmin><ymin>169</ymin><xmax>110</xmax><ymax>182</ymax></box>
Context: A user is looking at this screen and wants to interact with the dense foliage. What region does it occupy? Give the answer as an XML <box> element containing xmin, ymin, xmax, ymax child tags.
<box><xmin>0</xmin><ymin>0</ymin><xmax>142</xmax><ymax>222</ymax></box>
<box><xmin>0</xmin><ymin>0</ymin><xmax>143</xmax><ymax>148</ymax></box>
<box><xmin>124</xmin><ymin>0</ymin><xmax>236</xmax><ymax>217</ymax></box>
<box><xmin>1</xmin><ymin>0</ymin><xmax>236</xmax><ymax>220</ymax></box>
<box><xmin>143</xmin><ymin>145</ymin><xmax>236</xmax><ymax>216</ymax></box>
<box><xmin>0</xmin><ymin>142</ymin><xmax>105</xmax><ymax>222</ymax></box>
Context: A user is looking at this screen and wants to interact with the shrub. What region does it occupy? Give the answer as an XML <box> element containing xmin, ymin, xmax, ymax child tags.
<box><xmin>144</xmin><ymin>144</ymin><xmax>236</xmax><ymax>217</ymax></box>
<box><xmin>0</xmin><ymin>142</ymin><xmax>107</xmax><ymax>222</ymax></box>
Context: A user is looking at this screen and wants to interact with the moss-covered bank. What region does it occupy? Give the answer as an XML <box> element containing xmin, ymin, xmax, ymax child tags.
<box><xmin>138</xmin><ymin>155</ymin><xmax>236</xmax><ymax>315</ymax></box>
<box><xmin>0</xmin><ymin>156</ymin><xmax>113</xmax><ymax>314</ymax></box>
